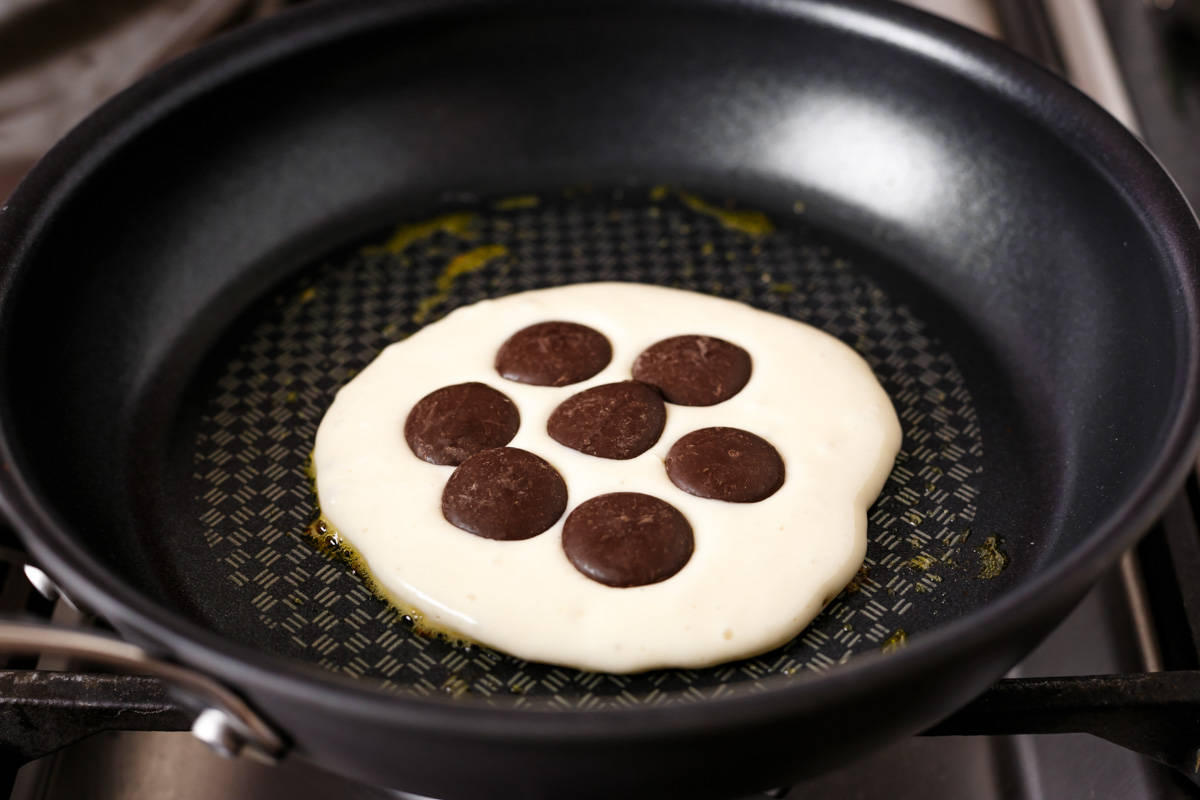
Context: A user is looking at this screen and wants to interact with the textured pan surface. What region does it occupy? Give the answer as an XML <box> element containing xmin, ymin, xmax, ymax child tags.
<box><xmin>184</xmin><ymin>187</ymin><xmax>986</xmax><ymax>705</ymax></box>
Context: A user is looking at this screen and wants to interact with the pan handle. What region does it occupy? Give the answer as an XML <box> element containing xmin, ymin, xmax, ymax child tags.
<box><xmin>0</xmin><ymin>617</ymin><xmax>285</xmax><ymax>763</ymax></box>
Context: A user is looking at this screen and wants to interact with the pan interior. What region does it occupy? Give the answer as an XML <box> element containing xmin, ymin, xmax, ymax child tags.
<box><xmin>164</xmin><ymin>187</ymin><xmax>1000</xmax><ymax>706</ymax></box>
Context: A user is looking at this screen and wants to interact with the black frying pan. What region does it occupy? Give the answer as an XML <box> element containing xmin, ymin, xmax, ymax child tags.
<box><xmin>1</xmin><ymin>0</ymin><xmax>1198</xmax><ymax>797</ymax></box>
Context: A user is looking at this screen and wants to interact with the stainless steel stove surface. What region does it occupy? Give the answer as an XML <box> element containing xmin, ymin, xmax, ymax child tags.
<box><xmin>3</xmin><ymin>0</ymin><xmax>1200</xmax><ymax>798</ymax></box>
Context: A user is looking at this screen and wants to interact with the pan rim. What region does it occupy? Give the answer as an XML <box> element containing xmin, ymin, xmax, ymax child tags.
<box><xmin>1</xmin><ymin>0</ymin><xmax>1199</xmax><ymax>746</ymax></box>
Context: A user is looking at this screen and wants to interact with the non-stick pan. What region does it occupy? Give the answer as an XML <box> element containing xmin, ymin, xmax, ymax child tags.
<box><xmin>1</xmin><ymin>0</ymin><xmax>1198</xmax><ymax>797</ymax></box>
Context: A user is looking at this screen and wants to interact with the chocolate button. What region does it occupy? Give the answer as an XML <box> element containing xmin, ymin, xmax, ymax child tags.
<box><xmin>563</xmin><ymin>493</ymin><xmax>693</xmax><ymax>587</ymax></box>
<box><xmin>495</xmin><ymin>321</ymin><xmax>612</xmax><ymax>386</ymax></box>
<box><xmin>665</xmin><ymin>427</ymin><xmax>784</xmax><ymax>503</ymax></box>
<box><xmin>404</xmin><ymin>382</ymin><xmax>520</xmax><ymax>466</ymax></box>
<box><xmin>631</xmin><ymin>335</ymin><xmax>751</xmax><ymax>406</ymax></box>
<box><xmin>442</xmin><ymin>448</ymin><xmax>568</xmax><ymax>540</ymax></box>
<box><xmin>547</xmin><ymin>381</ymin><xmax>666</xmax><ymax>460</ymax></box>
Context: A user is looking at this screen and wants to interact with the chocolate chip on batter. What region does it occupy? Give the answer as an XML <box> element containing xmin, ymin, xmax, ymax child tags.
<box><xmin>404</xmin><ymin>382</ymin><xmax>520</xmax><ymax>466</ymax></box>
<box><xmin>562</xmin><ymin>493</ymin><xmax>694</xmax><ymax>587</ymax></box>
<box><xmin>631</xmin><ymin>335</ymin><xmax>751</xmax><ymax>406</ymax></box>
<box><xmin>495</xmin><ymin>321</ymin><xmax>612</xmax><ymax>387</ymax></box>
<box><xmin>442</xmin><ymin>447</ymin><xmax>567</xmax><ymax>540</ymax></box>
<box><xmin>665</xmin><ymin>427</ymin><xmax>784</xmax><ymax>503</ymax></box>
<box><xmin>547</xmin><ymin>381</ymin><xmax>666</xmax><ymax>460</ymax></box>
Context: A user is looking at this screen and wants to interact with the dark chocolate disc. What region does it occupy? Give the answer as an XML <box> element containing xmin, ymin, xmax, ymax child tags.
<box><xmin>495</xmin><ymin>321</ymin><xmax>612</xmax><ymax>386</ymax></box>
<box><xmin>562</xmin><ymin>493</ymin><xmax>693</xmax><ymax>587</ymax></box>
<box><xmin>547</xmin><ymin>381</ymin><xmax>666</xmax><ymax>460</ymax></box>
<box><xmin>404</xmin><ymin>382</ymin><xmax>520</xmax><ymax>466</ymax></box>
<box><xmin>441</xmin><ymin>447</ymin><xmax>567</xmax><ymax>540</ymax></box>
<box><xmin>631</xmin><ymin>334</ymin><xmax>751</xmax><ymax>406</ymax></box>
<box><xmin>665</xmin><ymin>427</ymin><xmax>784</xmax><ymax>503</ymax></box>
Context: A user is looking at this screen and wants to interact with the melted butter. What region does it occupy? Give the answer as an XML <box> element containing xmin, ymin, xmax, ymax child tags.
<box><xmin>976</xmin><ymin>535</ymin><xmax>1009</xmax><ymax>579</ymax></box>
<box><xmin>363</xmin><ymin>212</ymin><xmax>478</xmax><ymax>256</ymax></box>
<box><xmin>844</xmin><ymin>564</ymin><xmax>871</xmax><ymax>594</ymax></box>
<box><xmin>301</xmin><ymin>456</ymin><xmax>471</xmax><ymax>643</ymax></box>
<box><xmin>412</xmin><ymin>244</ymin><xmax>509</xmax><ymax>324</ymax></box>
<box><xmin>882</xmin><ymin>628</ymin><xmax>908</xmax><ymax>653</ymax></box>
<box><xmin>677</xmin><ymin>191</ymin><xmax>775</xmax><ymax>236</ymax></box>
<box><xmin>303</xmin><ymin>513</ymin><xmax>475</xmax><ymax>646</ymax></box>
<box><xmin>493</xmin><ymin>195</ymin><xmax>539</xmax><ymax>210</ymax></box>
<box><xmin>907</xmin><ymin>554</ymin><xmax>934</xmax><ymax>571</ymax></box>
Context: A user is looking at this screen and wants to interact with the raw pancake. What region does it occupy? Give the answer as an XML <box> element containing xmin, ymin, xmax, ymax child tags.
<box><xmin>312</xmin><ymin>282</ymin><xmax>902</xmax><ymax>672</ymax></box>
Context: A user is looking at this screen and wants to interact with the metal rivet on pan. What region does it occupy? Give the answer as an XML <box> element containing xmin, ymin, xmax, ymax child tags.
<box><xmin>190</xmin><ymin>707</ymin><xmax>279</xmax><ymax>765</ymax></box>
<box><xmin>191</xmin><ymin>707</ymin><xmax>247</xmax><ymax>759</ymax></box>
<box><xmin>23</xmin><ymin>564</ymin><xmax>78</xmax><ymax>610</ymax></box>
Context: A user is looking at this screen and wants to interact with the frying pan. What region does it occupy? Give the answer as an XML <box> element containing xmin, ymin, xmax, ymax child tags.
<box><xmin>1</xmin><ymin>0</ymin><xmax>1198</xmax><ymax>797</ymax></box>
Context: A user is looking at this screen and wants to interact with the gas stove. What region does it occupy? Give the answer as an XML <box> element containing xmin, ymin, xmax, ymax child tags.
<box><xmin>1</xmin><ymin>0</ymin><xmax>1199</xmax><ymax>798</ymax></box>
